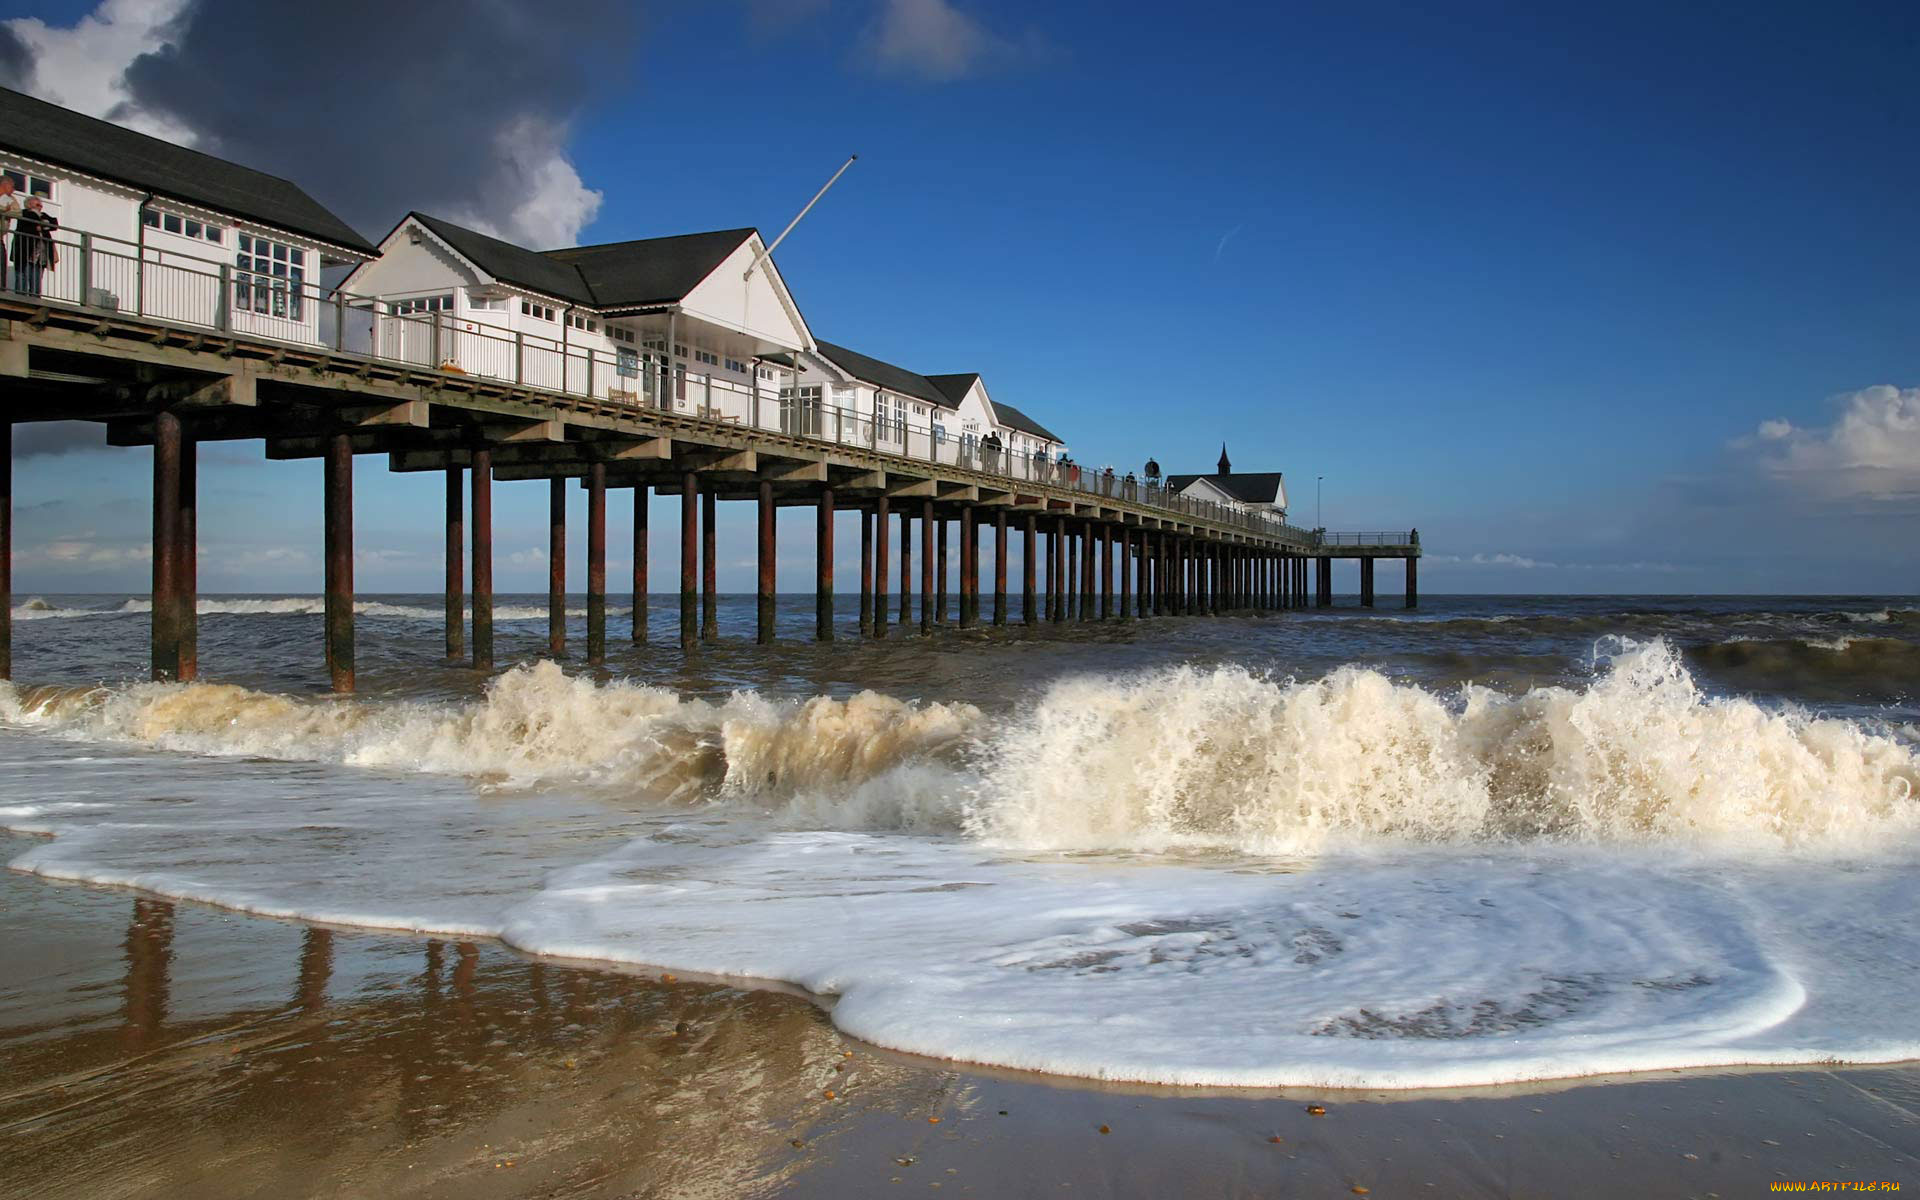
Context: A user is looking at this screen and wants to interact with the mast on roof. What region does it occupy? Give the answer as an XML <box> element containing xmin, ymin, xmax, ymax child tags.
<box><xmin>745</xmin><ymin>154</ymin><xmax>858</xmax><ymax>281</ymax></box>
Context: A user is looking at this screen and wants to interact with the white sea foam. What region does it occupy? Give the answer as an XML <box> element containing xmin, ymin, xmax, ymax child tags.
<box><xmin>3</xmin><ymin>640</ymin><xmax>1918</xmax><ymax>1089</ymax></box>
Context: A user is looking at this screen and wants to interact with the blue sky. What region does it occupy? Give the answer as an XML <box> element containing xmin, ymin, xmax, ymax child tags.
<box><xmin>6</xmin><ymin>0</ymin><xmax>1920</xmax><ymax>594</ymax></box>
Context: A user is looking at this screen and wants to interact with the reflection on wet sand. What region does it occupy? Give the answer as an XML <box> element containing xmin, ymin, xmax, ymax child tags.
<box><xmin>3</xmin><ymin>895</ymin><xmax>968</xmax><ymax>1199</ymax></box>
<box><xmin>5</xmin><ymin>883</ymin><xmax>1919</xmax><ymax>1199</ymax></box>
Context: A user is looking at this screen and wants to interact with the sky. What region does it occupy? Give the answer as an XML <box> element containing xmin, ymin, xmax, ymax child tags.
<box><xmin>3</xmin><ymin>0</ymin><xmax>1919</xmax><ymax>595</ymax></box>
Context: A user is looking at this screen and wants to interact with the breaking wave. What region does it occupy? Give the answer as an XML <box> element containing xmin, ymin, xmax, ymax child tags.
<box><xmin>2</xmin><ymin>640</ymin><xmax>1914</xmax><ymax>853</ymax></box>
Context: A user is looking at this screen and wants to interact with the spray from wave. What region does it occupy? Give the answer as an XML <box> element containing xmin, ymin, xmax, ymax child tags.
<box><xmin>2</xmin><ymin>640</ymin><xmax>1914</xmax><ymax>853</ymax></box>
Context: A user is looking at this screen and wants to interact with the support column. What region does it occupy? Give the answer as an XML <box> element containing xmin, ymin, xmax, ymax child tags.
<box><xmin>323</xmin><ymin>431</ymin><xmax>354</xmax><ymax>694</ymax></box>
<box><xmin>1105</xmin><ymin>522</ymin><xmax>1121</xmax><ymax>618</ymax></box>
<box><xmin>859</xmin><ymin>508</ymin><xmax>874</xmax><ymax>636</ymax></box>
<box><xmin>1084</xmin><ymin>525</ymin><xmax>1099</xmax><ymax>621</ymax></box>
<box><xmin>472</xmin><ymin>449</ymin><xmax>493</xmax><ymax>669</ymax></box>
<box><xmin>816</xmin><ymin>486</ymin><xmax>834</xmax><ymax>641</ymax></box>
<box><xmin>994</xmin><ymin>510</ymin><xmax>1009</xmax><ymax>626</ymax></box>
<box><xmin>899</xmin><ymin>501</ymin><xmax>914</xmax><ymax>627</ymax></box>
<box><xmin>1361</xmin><ymin>557</ymin><xmax>1375</xmax><ymax>608</ymax></box>
<box><xmin>151</xmin><ymin>411</ymin><xmax>182</xmax><ymax>682</ymax></box>
<box><xmin>444</xmin><ymin>467</ymin><xmax>463</xmax><ymax>661</ymax></box>
<box><xmin>632</xmin><ymin>486</ymin><xmax>649</xmax><ymax>642</ymax></box>
<box><xmin>586</xmin><ymin>463</ymin><xmax>606</xmax><ymax>665</ymax></box>
<box><xmin>548</xmin><ymin>477</ymin><xmax>566</xmax><ymax>658</ymax></box>
<box><xmin>701</xmin><ymin>489</ymin><xmax>718</xmax><ymax>643</ymax></box>
<box><xmin>1406</xmin><ymin>557</ymin><xmax>1418</xmax><ymax>609</ymax></box>
<box><xmin>1021</xmin><ymin>513</ymin><xmax>1036</xmax><ymax>625</ymax></box>
<box><xmin>1065</xmin><ymin>525</ymin><xmax>1077</xmax><ymax>621</ymax></box>
<box><xmin>874</xmin><ymin>496</ymin><xmax>890</xmax><ymax>639</ymax></box>
<box><xmin>1120</xmin><ymin>526</ymin><xmax>1132</xmax><ymax>619</ymax></box>
<box><xmin>1318</xmin><ymin>555</ymin><xmax>1332</xmax><ymax>608</ymax></box>
<box><xmin>0</xmin><ymin>423</ymin><xmax>9</xmax><ymax>681</ymax></box>
<box><xmin>178</xmin><ymin>435</ymin><xmax>196</xmax><ymax>682</ymax></box>
<box><xmin>757</xmin><ymin>479</ymin><xmax>776</xmax><ymax>644</ymax></box>
<box><xmin>920</xmin><ymin>501</ymin><xmax>934</xmax><ymax>636</ymax></box>
<box><xmin>935</xmin><ymin>517</ymin><xmax>949</xmax><ymax>626</ymax></box>
<box><xmin>679</xmin><ymin>471</ymin><xmax>697</xmax><ymax>649</ymax></box>
<box><xmin>959</xmin><ymin>506</ymin><xmax>976</xmax><ymax>628</ymax></box>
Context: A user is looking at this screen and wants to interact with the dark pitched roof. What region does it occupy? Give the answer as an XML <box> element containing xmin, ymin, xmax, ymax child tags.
<box><xmin>410</xmin><ymin>212</ymin><xmax>595</xmax><ymax>303</ymax></box>
<box><xmin>407</xmin><ymin>212</ymin><xmax>755</xmax><ymax>311</ymax></box>
<box><xmin>988</xmin><ymin>399</ymin><xmax>1063</xmax><ymax>444</ymax></box>
<box><xmin>1166</xmin><ymin>471</ymin><xmax>1285</xmax><ymax>506</ymax></box>
<box><xmin>546</xmin><ymin>228</ymin><xmax>755</xmax><ymax>310</ymax></box>
<box><xmin>814</xmin><ymin>340</ymin><xmax>950</xmax><ymax>407</ymax></box>
<box><xmin>0</xmin><ymin>86</ymin><xmax>374</xmax><ymax>255</ymax></box>
<box><xmin>925</xmin><ymin>372</ymin><xmax>979</xmax><ymax>408</ymax></box>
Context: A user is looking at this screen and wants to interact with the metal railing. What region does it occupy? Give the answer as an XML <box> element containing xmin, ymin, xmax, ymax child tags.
<box><xmin>1314</xmin><ymin>531</ymin><xmax>1420</xmax><ymax>547</ymax></box>
<box><xmin>10</xmin><ymin>227</ymin><xmax>1319</xmax><ymax>544</ymax></box>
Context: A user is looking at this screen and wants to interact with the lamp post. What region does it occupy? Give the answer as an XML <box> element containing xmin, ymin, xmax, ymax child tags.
<box><xmin>1317</xmin><ymin>476</ymin><xmax>1323</xmax><ymax>531</ymax></box>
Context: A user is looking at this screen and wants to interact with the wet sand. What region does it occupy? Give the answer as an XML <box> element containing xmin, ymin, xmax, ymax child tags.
<box><xmin>2</xmin><ymin>847</ymin><xmax>1916</xmax><ymax>1199</ymax></box>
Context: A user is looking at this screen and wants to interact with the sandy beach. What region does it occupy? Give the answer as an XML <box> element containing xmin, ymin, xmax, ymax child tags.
<box><xmin>4</xmin><ymin>845</ymin><xmax>1914</xmax><ymax>1199</ymax></box>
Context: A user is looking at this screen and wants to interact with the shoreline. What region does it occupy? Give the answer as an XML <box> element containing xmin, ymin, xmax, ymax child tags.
<box><xmin>4</xmin><ymin>862</ymin><xmax>1918</xmax><ymax>1197</ymax></box>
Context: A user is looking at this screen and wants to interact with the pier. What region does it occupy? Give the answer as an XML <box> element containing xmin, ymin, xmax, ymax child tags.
<box><xmin>0</xmin><ymin>268</ymin><xmax>1417</xmax><ymax>690</ymax></box>
<box><xmin>0</xmin><ymin>85</ymin><xmax>1418</xmax><ymax>692</ymax></box>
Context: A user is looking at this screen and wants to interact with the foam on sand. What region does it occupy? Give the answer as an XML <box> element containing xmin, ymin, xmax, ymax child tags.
<box><xmin>4</xmin><ymin>640</ymin><xmax>1918</xmax><ymax>1088</ymax></box>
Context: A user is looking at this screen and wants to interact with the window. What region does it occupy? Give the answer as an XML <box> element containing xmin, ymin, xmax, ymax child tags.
<box><xmin>2</xmin><ymin>169</ymin><xmax>52</xmax><ymax>199</ymax></box>
<box><xmin>724</xmin><ymin>357</ymin><xmax>748</xmax><ymax>373</ymax></box>
<box><xmin>673</xmin><ymin>343</ymin><xmax>688</xmax><ymax>358</ymax></box>
<box><xmin>607</xmin><ymin>326</ymin><xmax>636</xmax><ymax>344</ymax></box>
<box><xmin>142</xmin><ymin>206</ymin><xmax>223</xmax><ymax>243</ymax></box>
<box><xmin>756</xmin><ymin>366</ymin><xmax>775</xmax><ymax>381</ymax></box>
<box><xmin>235</xmin><ymin>233</ymin><xmax>306</xmax><ymax>320</ymax></box>
<box><xmin>520</xmin><ymin>301</ymin><xmax>556</xmax><ymax>321</ymax></box>
<box><xmin>693</xmin><ymin>349</ymin><xmax>718</xmax><ymax>367</ymax></box>
<box><xmin>616</xmin><ymin>347</ymin><xmax>640</xmax><ymax>378</ymax></box>
<box><xmin>467</xmin><ymin>291</ymin><xmax>505</xmax><ymax>312</ymax></box>
<box><xmin>392</xmin><ymin>294</ymin><xmax>454</xmax><ymax>316</ymax></box>
<box><xmin>567</xmin><ymin>314</ymin><xmax>599</xmax><ymax>333</ymax></box>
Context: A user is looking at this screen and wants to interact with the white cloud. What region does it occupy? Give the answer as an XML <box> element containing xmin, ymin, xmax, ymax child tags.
<box><xmin>4</xmin><ymin>0</ymin><xmax>195</xmax><ymax>139</ymax></box>
<box><xmin>1426</xmin><ymin>552</ymin><xmax>1689</xmax><ymax>573</ymax></box>
<box><xmin>452</xmin><ymin>116</ymin><xmax>603</xmax><ymax>249</ymax></box>
<box><xmin>1742</xmin><ymin>386</ymin><xmax>1920</xmax><ymax>505</ymax></box>
<box><xmin>866</xmin><ymin>0</ymin><xmax>1034</xmax><ymax>81</ymax></box>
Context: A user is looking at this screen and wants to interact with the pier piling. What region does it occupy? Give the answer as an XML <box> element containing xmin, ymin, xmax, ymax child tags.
<box><xmin>150</xmin><ymin>411</ymin><xmax>182</xmax><ymax>682</ymax></box>
<box><xmin>920</xmin><ymin>501</ymin><xmax>934</xmax><ymax>636</ymax></box>
<box><xmin>994</xmin><ymin>510</ymin><xmax>1008</xmax><ymax>626</ymax></box>
<box><xmin>1360</xmin><ymin>557</ymin><xmax>1375</xmax><ymax>608</ymax></box>
<box><xmin>445</xmin><ymin>467</ymin><xmax>463</xmax><ymax>660</ymax></box>
<box><xmin>472</xmin><ymin>449</ymin><xmax>493</xmax><ymax>670</ymax></box>
<box><xmin>874</xmin><ymin>496</ymin><xmax>890</xmax><ymax>638</ymax></box>
<box><xmin>959</xmin><ymin>506</ymin><xmax>976</xmax><ymax>628</ymax></box>
<box><xmin>549</xmin><ymin>477</ymin><xmax>566</xmax><ymax>658</ymax></box>
<box><xmin>586</xmin><ymin>462</ymin><xmax>606</xmax><ymax>665</ymax></box>
<box><xmin>323</xmin><ymin>430</ymin><xmax>354</xmax><ymax>694</ymax></box>
<box><xmin>816</xmin><ymin>486</ymin><xmax>834</xmax><ymax>641</ymax></box>
<box><xmin>701</xmin><ymin>489</ymin><xmax>718</xmax><ymax>643</ymax></box>
<box><xmin>178</xmin><ymin>432</ymin><xmax>197</xmax><ymax>681</ymax></box>
<box><xmin>757</xmin><ymin>478</ymin><xmax>775</xmax><ymax>644</ymax></box>
<box><xmin>679</xmin><ymin>472</ymin><xmax>696</xmax><ymax>649</ymax></box>
<box><xmin>899</xmin><ymin>503</ymin><xmax>913</xmax><ymax>628</ymax></box>
<box><xmin>1405</xmin><ymin>557</ymin><xmax>1418</xmax><ymax>609</ymax></box>
<box><xmin>633</xmin><ymin>487</ymin><xmax>648</xmax><ymax>642</ymax></box>
<box><xmin>935</xmin><ymin>517</ymin><xmax>948</xmax><ymax>626</ymax></box>
<box><xmin>1022</xmin><ymin>513</ymin><xmax>1037</xmax><ymax>625</ymax></box>
<box><xmin>859</xmin><ymin>508</ymin><xmax>874</xmax><ymax>636</ymax></box>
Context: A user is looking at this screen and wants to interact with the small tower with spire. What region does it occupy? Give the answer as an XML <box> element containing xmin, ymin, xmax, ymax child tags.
<box><xmin>1217</xmin><ymin>443</ymin><xmax>1232</xmax><ymax>475</ymax></box>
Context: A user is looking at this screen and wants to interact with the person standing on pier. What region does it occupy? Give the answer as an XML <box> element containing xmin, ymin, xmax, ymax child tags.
<box><xmin>0</xmin><ymin>176</ymin><xmax>18</xmax><ymax>286</ymax></box>
<box><xmin>11</xmin><ymin>197</ymin><xmax>57</xmax><ymax>296</ymax></box>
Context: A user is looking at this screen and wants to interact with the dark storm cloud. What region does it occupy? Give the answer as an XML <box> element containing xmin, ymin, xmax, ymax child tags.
<box><xmin>0</xmin><ymin>23</ymin><xmax>30</xmax><ymax>89</ymax></box>
<box><xmin>121</xmin><ymin>0</ymin><xmax>635</xmax><ymax>247</ymax></box>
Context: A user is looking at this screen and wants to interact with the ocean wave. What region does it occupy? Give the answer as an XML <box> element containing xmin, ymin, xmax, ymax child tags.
<box><xmin>2</xmin><ymin>640</ymin><xmax>1913</xmax><ymax>854</ymax></box>
<box><xmin>1686</xmin><ymin>637</ymin><xmax>1920</xmax><ymax>702</ymax></box>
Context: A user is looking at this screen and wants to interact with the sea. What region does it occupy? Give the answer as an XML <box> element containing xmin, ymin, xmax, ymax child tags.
<box><xmin>2</xmin><ymin>592</ymin><xmax>1917</xmax><ymax>1091</ymax></box>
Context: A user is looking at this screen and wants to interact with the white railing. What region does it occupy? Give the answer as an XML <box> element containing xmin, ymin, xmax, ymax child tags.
<box><xmin>7</xmin><ymin>227</ymin><xmax>1315</xmax><ymax>545</ymax></box>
